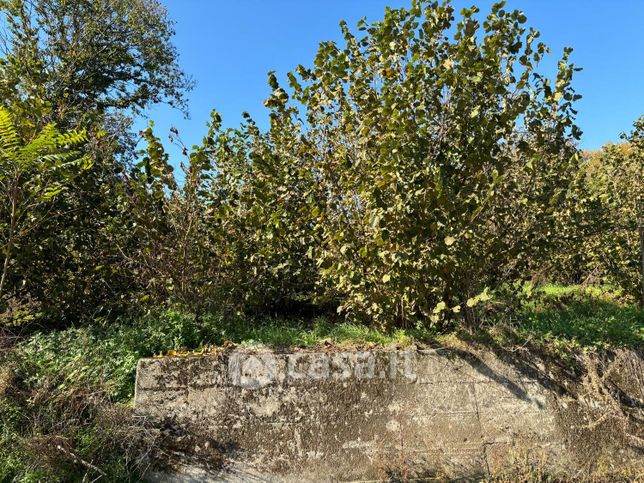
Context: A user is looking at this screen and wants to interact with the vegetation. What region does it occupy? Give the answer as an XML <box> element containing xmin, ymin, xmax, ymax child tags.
<box><xmin>1</xmin><ymin>284</ymin><xmax>641</xmax><ymax>480</ymax></box>
<box><xmin>568</xmin><ymin>123</ymin><xmax>643</xmax><ymax>304</ymax></box>
<box><xmin>139</xmin><ymin>1</ymin><xmax>586</xmax><ymax>328</ymax></box>
<box><xmin>0</xmin><ymin>0</ymin><xmax>642</xmax><ymax>480</ymax></box>
<box><xmin>0</xmin><ymin>108</ymin><xmax>91</xmax><ymax>302</ymax></box>
<box><xmin>0</xmin><ymin>0</ymin><xmax>192</xmax><ymax>325</ymax></box>
<box><xmin>1</xmin><ymin>0</ymin><xmax>641</xmax><ymax>329</ymax></box>
<box><xmin>511</xmin><ymin>284</ymin><xmax>643</xmax><ymax>348</ymax></box>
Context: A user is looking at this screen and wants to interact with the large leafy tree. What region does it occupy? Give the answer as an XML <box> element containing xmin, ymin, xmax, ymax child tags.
<box><xmin>0</xmin><ymin>108</ymin><xmax>90</xmax><ymax>306</ymax></box>
<box><xmin>165</xmin><ymin>0</ymin><xmax>582</xmax><ymax>328</ymax></box>
<box><xmin>0</xmin><ymin>0</ymin><xmax>191</xmax><ymax>139</ymax></box>
<box><xmin>0</xmin><ymin>0</ymin><xmax>191</xmax><ymax>324</ymax></box>
<box><xmin>277</xmin><ymin>0</ymin><xmax>581</xmax><ymax>327</ymax></box>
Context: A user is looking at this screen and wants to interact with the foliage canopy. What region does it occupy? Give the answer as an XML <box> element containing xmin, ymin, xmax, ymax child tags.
<box><xmin>164</xmin><ymin>0</ymin><xmax>585</xmax><ymax>327</ymax></box>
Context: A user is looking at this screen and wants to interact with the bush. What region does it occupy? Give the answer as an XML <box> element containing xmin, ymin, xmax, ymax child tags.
<box><xmin>5</xmin><ymin>0</ymin><xmax>640</xmax><ymax>331</ymax></box>
<box><xmin>171</xmin><ymin>0</ymin><xmax>582</xmax><ymax>328</ymax></box>
<box><xmin>564</xmin><ymin>118</ymin><xmax>643</xmax><ymax>304</ymax></box>
<box><xmin>294</xmin><ymin>2</ymin><xmax>581</xmax><ymax>327</ymax></box>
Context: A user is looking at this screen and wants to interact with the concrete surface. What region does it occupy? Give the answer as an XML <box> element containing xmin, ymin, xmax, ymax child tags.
<box><xmin>135</xmin><ymin>347</ymin><xmax>643</xmax><ymax>481</ymax></box>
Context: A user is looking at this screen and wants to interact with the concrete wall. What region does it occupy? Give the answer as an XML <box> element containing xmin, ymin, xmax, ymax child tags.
<box><xmin>134</xmin><ymin>348</ymin><xmax>643</xmax><ymax>481</ymax></box>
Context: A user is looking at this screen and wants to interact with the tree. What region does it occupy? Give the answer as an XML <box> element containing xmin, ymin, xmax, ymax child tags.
<box><xmin>132</xmin><ymin>102</ymin><xmax>322</xmax><ymax>316</ymax></box>
<box><xmin>0</xmin><ymin>107</ymin><xmax>90</xmax><ymax>303</ymax></box>
<box><xmin>159</xmin><ymin>0</ymin><xmax>583</xmax><ymax>328</ymax></box>
<box><xmin>278</xmin><ymin>0</ymin><xmax>581</xmax><ymax>327</ymax></box>
<box><xmin>0</xmin><ymin>0</ymin><xmax>192</xmax><ymax>324</ymax></box>
<box><xmin>0</xmin><ymin>0</ymin><xmax>192</xmax><ymax>139</ymax></box>
<box><xmin>565</xmin><ymin>118</ymin><xmax>644</xmax><ymax>305</ymax></box>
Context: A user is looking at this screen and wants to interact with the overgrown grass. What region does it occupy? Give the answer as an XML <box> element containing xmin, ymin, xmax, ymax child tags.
<box><xmin>203</xmin><ymin>315</ymin><xmax>415</xmax><ymax>349</ymax></box>
<box><xmin>510</xmin><ymin>283</ymin><xmax>643</xmax><ymax>349</ymax></box>
<box><xmin>0</xmin><ymin>311</ymin><xmax>418</xmax><ymax>481</ymax></box>
<box><xmin>1</xmin><ymin>284</ymin><xmax>641</xmax><ymax>481</ymax></box>
<box><xmin>5</xmin><ymin>283</ymin><xmax>641</xmax><ymax>403</ymax></box>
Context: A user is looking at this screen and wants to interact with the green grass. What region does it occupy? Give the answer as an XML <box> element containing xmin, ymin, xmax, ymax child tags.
<box><xmin>4</xmin><ymin>284</ymin><xmax>642</xmax><ymax>404</ymax></box>
<box><xmin>0</xmin><ymin>311</ymin><xmax>419</xmax><ymax>481</ymax></box>
<box><xmin>4</xmin><ymin>312</ymin><xmax>416</xmax><ymax>405</ymax></box>
<box><xmin>207</xmin><ymin>316</ymin><xmax>414</xmax><ymax>348</ymax></box>
<box><xmin>6</xmin><ymin>283</ymin><xmax>642</xmax><ymax>403</ymax></box>
<box><xmin>510</xmin><ymin>284</ymin><xmax>643</xmax><ymax>349</ymax></box>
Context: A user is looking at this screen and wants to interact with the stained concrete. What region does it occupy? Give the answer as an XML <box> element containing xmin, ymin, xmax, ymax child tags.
<box><xmin>135</xmin><ymin>348</ymin><xmax>644</xmax><ymax>481</ymax></box>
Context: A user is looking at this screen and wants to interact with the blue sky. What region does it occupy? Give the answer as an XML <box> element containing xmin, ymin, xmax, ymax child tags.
<box><xmin>136</xmin><ymin>0</ymin><xmax>644</xmax><ymax>173</ymax></box>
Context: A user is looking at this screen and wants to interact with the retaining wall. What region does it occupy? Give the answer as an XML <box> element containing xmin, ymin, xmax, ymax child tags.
<box><xmin>134</xmin><ymin>347</ymin><xmax>643</xmax><ymax>481</ymax></box>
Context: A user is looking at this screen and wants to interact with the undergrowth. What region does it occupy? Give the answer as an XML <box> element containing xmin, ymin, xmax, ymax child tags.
<box><xmin>0</xmin><ymin>284</ymin><xmax>642</xmax><ymax>481</ymax></box>
<box><xmin>501</xmin><ymin>283</ymin><xmax>643</xmax><ymax>352</ymax></box>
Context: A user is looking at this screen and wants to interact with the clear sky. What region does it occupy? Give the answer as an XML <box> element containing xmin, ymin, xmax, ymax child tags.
<box><xmin>136</xmin><ymin>0</ymin><xmax>644</xmax><ymax>174</ymax></box>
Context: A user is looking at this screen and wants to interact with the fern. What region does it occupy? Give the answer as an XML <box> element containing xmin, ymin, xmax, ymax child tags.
<box><xmin>0</xmin><ymin>108</ymin><xmax>19</xmax><ymax>155</ymax></box>
<box><xmin>0</xmin><ymin>108</ymin><xmax>92</xmax><ymax>299</ymax></box>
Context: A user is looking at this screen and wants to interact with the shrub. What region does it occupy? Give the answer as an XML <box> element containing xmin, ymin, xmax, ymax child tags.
<box><xmin>580</xmin><ymin>119</ymin><xmax>643</xmax><ymax>304</ymax></box>
<box><xmin>179</xmin><ymin>0</ymin><xmax>582</xmax><ymax>328</ymax></box>
<box><xmin>0</xmin><ymin>108</ymin><xmax>91</xmax><ymax>319</ymax></box>
<box><xmin>0</xmin><ymin>0</ymin><xmax>192</xmax><ymax>327</ymax></box>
